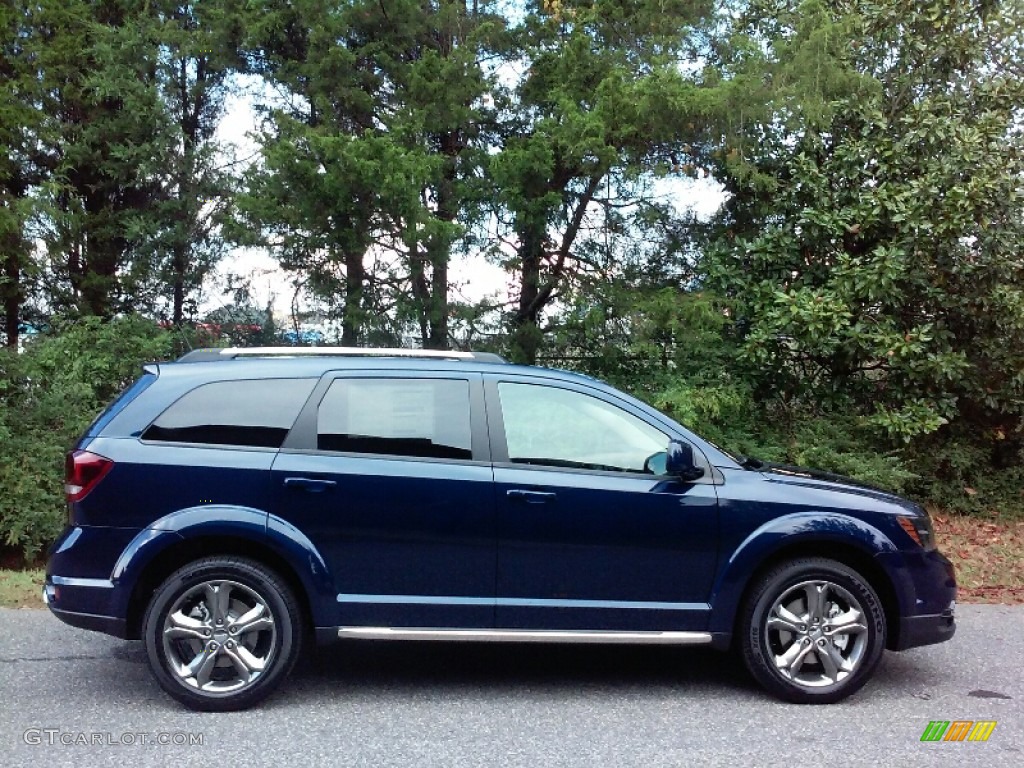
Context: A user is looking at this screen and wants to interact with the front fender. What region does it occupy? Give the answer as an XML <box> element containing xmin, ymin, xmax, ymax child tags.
<box><xmin>708</xmin><ymin>511</ymin><xmax>902</xmax><ymax>636</ymax></box>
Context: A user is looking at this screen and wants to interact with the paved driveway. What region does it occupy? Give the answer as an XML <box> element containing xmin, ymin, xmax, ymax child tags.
<box><xmin>0</xmin><ymin>605</ymin><xmax>1020</xmax><ymax>767</ymax></box>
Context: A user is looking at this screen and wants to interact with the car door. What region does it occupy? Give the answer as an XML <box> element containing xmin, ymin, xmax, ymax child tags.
<box><xmin>272</xmin><ymin>370</ymin><xmax>496</xmax><ymax>628</ymax></box>
<box><xmin>486</xmin><ymin>375</ymin><xmax>719</xmax><ymax>632</ymax></box>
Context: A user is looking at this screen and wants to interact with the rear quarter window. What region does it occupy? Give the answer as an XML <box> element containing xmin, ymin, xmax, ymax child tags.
<box><xmin>85</xmin><ymin>369</ymin><xmax>158</xmax><ymax>437</ymax></box>
<box><xmin>144</xmin><ymin>378</ymin><xmax>316</xmax><ymax>448</ymax></box>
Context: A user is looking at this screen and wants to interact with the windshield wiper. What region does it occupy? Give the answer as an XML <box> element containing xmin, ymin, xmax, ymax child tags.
<box><xmin>740</xmin><ymin>455</ymin><xmax>765</xmax><ymax>470</ymax></box>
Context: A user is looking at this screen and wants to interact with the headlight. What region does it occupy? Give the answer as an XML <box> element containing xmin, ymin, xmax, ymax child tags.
<box><xmin>898</xmin><ymin>514</ymin><xmax>936</xmax><ymax>550</ymax></box>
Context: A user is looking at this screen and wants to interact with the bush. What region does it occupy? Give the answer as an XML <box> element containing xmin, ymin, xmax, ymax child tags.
<box><xmin>0</xmin><ymin>316</ymin><xmax>172</xmax><ymax>561</ymax></box>
<box><xmin>651</xmin><ymin>383</ymin><xmax>918</xmax><ymax>496</ymax></box>
<box><xmin>546</xmin><ymin>287</ymin><xmax>921</xmax><ymax>497</ymax></box>
<box><xmin>906</xmin><ymin>431</ymin><xmax>1024</xmax><ymax>519</ymax></box>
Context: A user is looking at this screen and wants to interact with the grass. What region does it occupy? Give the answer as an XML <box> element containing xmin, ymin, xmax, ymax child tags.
<box><xmin>0</xmin><ymin>513</ymin><xmax>1021</xmax><ymax>609</ymax></box>
<box><xmin>0</xmin><ymin>568</ymin><xmax>44</xmax><ymax>609</ymax></box>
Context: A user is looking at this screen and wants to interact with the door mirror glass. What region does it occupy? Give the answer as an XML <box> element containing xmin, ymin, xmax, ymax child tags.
<box><xmin>643</xmin><ymin>451</ymin><xmax>668</xmax><ymax>475</ymax></box>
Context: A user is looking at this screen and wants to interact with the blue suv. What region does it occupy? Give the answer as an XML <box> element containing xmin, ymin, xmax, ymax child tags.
<box><xmin>45</xmin><ymin>347</ymin><xmax>956</xmax><ymax>710</ymax></box>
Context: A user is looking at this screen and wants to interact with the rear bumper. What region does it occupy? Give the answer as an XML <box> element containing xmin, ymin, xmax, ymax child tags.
<box><xmin>42</xmin><ymin>578</ymin><xmax>129</xmax><ymax>639</ymax></box>
<box><xmin>46</xmin><ymin>603</ymin><xmax>129</xmax><ymax>639</ymax></box>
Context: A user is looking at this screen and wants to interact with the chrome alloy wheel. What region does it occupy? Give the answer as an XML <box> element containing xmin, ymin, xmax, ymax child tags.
<box><xmin>764</xmin><ymin>579</ymin><xmax>869</xmax><ymax>688</ymax></box>
<box><xmin>161</xmin><ymin>579</ymin><xmax>277</xmax><ymax>696</ymax></box>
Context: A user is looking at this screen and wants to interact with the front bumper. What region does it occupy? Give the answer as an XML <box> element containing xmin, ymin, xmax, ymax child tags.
<box><xmin>875</xmin><ymin>548</ymin><xmax>958</xmax><ymax>651</ymax></box>
<box><xmin>896</xmin><ymin>606</ymin><xmax>956</xmax><ymax>650</ymax></box>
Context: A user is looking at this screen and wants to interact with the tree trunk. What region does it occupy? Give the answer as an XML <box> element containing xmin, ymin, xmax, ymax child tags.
<box><xmin>427</xmin><ymin>245</ymin><xmax>448</xmax><ymax>349</ymax></box>
<box><xmin>171</xmin><ymin>242</ymin><xmax>186</xmax><ymax>326</ymax></box>
<box><xmin>79</xmin><ymin>227</ymin><xmax>121</xmax><ymax>318</ymax></box>
<box><xmin>510</xmin><ymin>223</ymin><xmax>546</xmax><ymax>365</ymax></box>
<box><xmin>342</xmin><ymin>248</ymin><xmax>365</xmax><ymax>346</ymax></box>
<box><xmin>2</xmin><ymin>244</ymin><xmax>22</xmax><ymax>349</ymax></box>
<box><xmin>425</xmin><ymin>158</ymin><xmax>455</xmax><ymax>350</ymax></box>
<box><xmin>68</xmin><ymin>166</ymin><xmax>126</xmax><ymax>318</ymax></box>
<box><xmin>410</xmin><ymin>244</ymin><xmax>432</xmax><ymax>347</ymax></box>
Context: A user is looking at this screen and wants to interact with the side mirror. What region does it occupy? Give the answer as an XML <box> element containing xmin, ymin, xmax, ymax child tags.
<box><xmin>665</xmin><ymin>440</ymin><xmax>705</xmax><ymax>482</ymax></box>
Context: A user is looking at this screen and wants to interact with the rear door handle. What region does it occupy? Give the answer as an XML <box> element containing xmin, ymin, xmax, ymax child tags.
<box><xmin>284</xmin><ymin>477</ymin><xmax>337</xmax><ymax>492</ymax></box>
<box><xmin>506</xmin><ymin>489</ymin><xmax>557</xmax><ymax>504</ymax></box>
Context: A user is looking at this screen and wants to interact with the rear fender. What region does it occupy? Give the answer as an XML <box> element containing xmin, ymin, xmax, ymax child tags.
<box><xmin>110</xmin><ymin>505</ymin><xmax>334</xmax><ymax>626</ymax></box>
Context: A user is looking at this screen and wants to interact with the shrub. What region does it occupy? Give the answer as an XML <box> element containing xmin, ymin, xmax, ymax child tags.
<box><xmin>0</xmin><ymin>316</ymin><xmax>172</xmax><ymax>561</ymax></box>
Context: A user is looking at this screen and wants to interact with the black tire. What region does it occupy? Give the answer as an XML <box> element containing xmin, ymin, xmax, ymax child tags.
<box><xmin>739</xmin><ymin>557</ymin><xmax>886</xmax><ymax>704</ymax></box>
<box><xmin>142</xmin><ymin>556</ymin><xmax>304</xmax><ymax>711</ymax></box>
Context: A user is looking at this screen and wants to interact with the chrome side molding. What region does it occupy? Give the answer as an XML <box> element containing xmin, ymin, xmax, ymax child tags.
<box><xmin>336</xmin><ymin>627</ymin><xmax>713</xmax><ymax>645</ymax></box>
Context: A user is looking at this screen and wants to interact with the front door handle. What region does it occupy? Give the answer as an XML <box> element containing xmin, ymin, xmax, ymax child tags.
<box><xmin>506</xmin><ymin>489</ymin><xmax>557</xmax><ymax>504</ymax></box>
<box><xmin>284</xmin><ymin>477</ymin><xmax>337</xmax><ymax>492</ymax></box>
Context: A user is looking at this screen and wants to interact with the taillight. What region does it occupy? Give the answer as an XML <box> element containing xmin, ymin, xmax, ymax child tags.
<box><xmin>65</xmin><ymin>450</ymin><xmax>113</xmax><ymax>502</ymax></box>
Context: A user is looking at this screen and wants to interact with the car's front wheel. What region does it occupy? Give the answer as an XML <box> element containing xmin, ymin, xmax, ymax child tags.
<box><xmin>142</xmin><ymin>556</ymin><xmax>303</xmax><ymax>711</ymax></box>
<box><xmin>740</xmin><ymin>557</ymin><xmax>886</xmax><ymax>703</ymax></box>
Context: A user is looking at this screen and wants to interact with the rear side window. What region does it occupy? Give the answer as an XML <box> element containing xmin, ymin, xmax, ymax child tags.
<box><xmin>144</xmin><ymin>379</ymin><xmax>316</xmax><ymax>448</ymax></box>
<box><xmin>317</xmin><ymin>378</ymin><xmax>472</xmax><ymax>460</ymax></box>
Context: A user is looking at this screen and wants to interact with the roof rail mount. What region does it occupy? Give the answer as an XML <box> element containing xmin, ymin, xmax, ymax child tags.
<box><xmin>176</xmin><ymin>347</ymin><xmax>506</xmax><ymax>364</ymax></box>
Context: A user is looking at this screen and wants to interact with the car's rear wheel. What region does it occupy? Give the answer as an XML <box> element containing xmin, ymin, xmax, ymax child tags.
<box><xmin>740</xmin><ymin>557</ymin><xmax>886</xmax><ymax>703</ymax></box>
<box><xmin>142</xmin><ymin>556</ymin><xmax>303</xmax><ymax>711</ymax></box>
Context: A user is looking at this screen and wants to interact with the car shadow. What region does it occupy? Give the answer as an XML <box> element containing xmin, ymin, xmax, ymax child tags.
<box><xmin>99</xmin><ymin>636</ymin><xmax>952</xmax><ymax>709</ymax></box>
<box><xmin>279</xmin><ymin>641</ymin><xmax>761</xmax><ymax>702</ymax></box>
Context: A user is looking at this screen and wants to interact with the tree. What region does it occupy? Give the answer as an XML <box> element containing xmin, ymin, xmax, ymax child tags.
<box><xmin>31</xmin><ymin>0</ymin><xmax>170</xmax><ymax>318</ymax></box>
<box><xmin>489</xmin><ymin>0</ymin><xmax>728</xmax><ymax>364</ymax></box>
<box><xmin>0</xmin><ymin>1</ymin><xmax>40</xmax><ymax>348</ymax></box>
<box><xmin>237</xmin><ymin>0</ymin><xmax>500</xmax><ymax>348</ymax></box>
<box><xmin>150</xmin><ymin>0</ymin><xmax>240</xmax><ymax>326</ymax></box>
<box><xmin>381</xmin><ymin>0</ymin><xmax>501</xmax><ymax>349</ymax></box>
<box><xmin>704</xmin><ymin>0</ymin><xmax>1024</xmax><ymax>451</ymax></box>
<box><xmin>2</xmin><ymin>1</ymin><xmax>240</xmax><ymax>331</ymax></box>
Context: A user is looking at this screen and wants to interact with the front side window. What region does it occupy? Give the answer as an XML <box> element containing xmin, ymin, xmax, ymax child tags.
<box><xmin>497</xmin><ymin>382</ymin><xmax>669</xmax><ymax>474</ymax></box>
<box><xmin>144</xmin><ymin>379</ymin><xmax>316</xmax><ymax>448</ymax></box>
<box><xmin>317</xmin><ymin>378</ymin><xmax>472</xmax><ymax>460</ymax></box>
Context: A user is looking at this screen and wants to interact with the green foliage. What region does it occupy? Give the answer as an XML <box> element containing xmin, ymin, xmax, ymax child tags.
<box><xmin>0</xmin><ymin>0</ymin><xmax>239</xmax><ymax>333</ymax></box>
<box><xmin>907</xmin><ymin>429</ymin><xmax>1024</xmax><ymax>518</ymax></box>
<box><xmin>236</xmin><ymin>0</ymin><xmax>501</xmax><ymax>347</ymax></box>
<box><xmin>0</xmin><ymin>317</ymin><xmax>172</xmax><ymax>560</ymax></box>
<box><xmin>546</xmin><ymin>283</ymin><xmax>919</xmax><ymax>496</ymax></box>
<box><xmin>3</xmin><ymin>0</ymin><xmax>1024</xmax><ymax>558</ymax></box>
<box><xmin>493</xmin><ymin>0</ymin><xmax>729</xmax><ymax>364</ymax></box>
<box><xmin>686</xmin><ymin>0</ymin><xmax>1024</xmax><ymax>509</ymax></box>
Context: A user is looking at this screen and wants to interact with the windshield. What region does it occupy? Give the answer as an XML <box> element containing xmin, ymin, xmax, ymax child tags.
<box><xmin>694</xmin><ymin>433</ymin><xmax>749</xmax><ymax>466</ymax></box>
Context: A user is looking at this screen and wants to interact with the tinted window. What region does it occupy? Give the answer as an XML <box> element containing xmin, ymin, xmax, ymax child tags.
<box><xmin>317</xmin><ymin>378</ymin><xmax>472</xmax><ymax>460</ymax></box>
<box><xmin>86</xmin><ymin>370</ymin><xmax>157</xmax><ymax>437</ymax></box>
<box><xmin>144</xmin><ymin>379</ymin><xmax>316</xmax><ymax>448</ymax></box>
<box><xmin>498</xmin><ymin>382</ymin><xmax>668</xmax><ymax>473</ymax></box>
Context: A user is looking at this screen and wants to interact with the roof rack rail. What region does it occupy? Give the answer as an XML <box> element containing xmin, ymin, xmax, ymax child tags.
<box><xmin>176</xmin><ymin>347</ymin><xmax>506</xmax><ymax>364</ymax></box>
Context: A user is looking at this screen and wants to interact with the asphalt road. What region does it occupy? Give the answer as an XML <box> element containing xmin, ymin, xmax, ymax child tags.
<box><xmin>0</xmin><ymin>605</ymin><xmax>1020</xmax><ymax>767</ymax></box>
